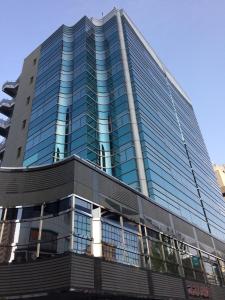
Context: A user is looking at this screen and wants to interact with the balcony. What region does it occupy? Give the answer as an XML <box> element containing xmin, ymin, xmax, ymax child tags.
<box><xmin>0</xmin><ymin>98</ymin><xmax>15</xmax><ymax>117</ymax></box>
<box><xmin>0</xmin><ymin>139</ymin><xmax>5</xmax><ymax>163</ymax></box>
<box><xmin>2</xmin><ymin>81</ymin><xmax>19</xmax><ymax>97</ymax></box>
<box><xmin>0</xmin><ymin>118</ymin><xmax>10</xmax><ymax>138</ymax></box>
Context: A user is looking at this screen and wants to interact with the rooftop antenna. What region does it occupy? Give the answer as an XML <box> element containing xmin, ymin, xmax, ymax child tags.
<box><xmin>102</xmin><ymin>12</ymin><xmax>104</xmax><ymax>17</ymax></box>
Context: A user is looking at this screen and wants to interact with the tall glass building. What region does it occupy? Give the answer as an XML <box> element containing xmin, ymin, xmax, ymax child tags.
<box><xmin>1</xmin><ymin>8</ymin><xmax>225</xmax><ymax>243</ymax></box>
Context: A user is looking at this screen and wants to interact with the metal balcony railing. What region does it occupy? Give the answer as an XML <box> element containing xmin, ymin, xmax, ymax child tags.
<box><xmin>0</xmin><ymin>118</ymin><xmax>10</xmax><ymax>138</ymax></box>
<box><xmin>0</xmin><ymin>98</ymin><xmax>15</xmax><ymax>117</ymax></box>
<box><xmin>0</xmin><ymin>118</ymin><xmax>10</xmax><ymax>129</ymax></box>
<box><xmin>0</xmin><ymin>140</ymin><xmax>5</xmax><ymax>153</ymax></box>
<box><xmin>0</xmin><ymin>98</ymin><xmax>15</xmax><ymax>108</ymax></box>
<box><xmin>2</xmin><ymin>81</ymin><xmax>19</xmax><ymax>97</ymax></box>
<box><xmin>0</xmin><ymin>140</ymin><xmax>5</xmax><ymax>164</ymax></box>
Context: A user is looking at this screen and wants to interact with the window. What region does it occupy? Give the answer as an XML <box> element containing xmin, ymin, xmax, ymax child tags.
<box><xmin>17</xmin><ymin>147</ymin><xmax>22</xmax><ymax>158</ymax></box>
<box><xmin>74</xmin><ymin>211</ymin><xmax>92</xmax><ymax>255</ymax></box>
<box><xmin>73</xmin><ymin>198</ymin><xmax>92</xmax><ymax>255</ymax></box>
<box><xmin>149</xmin><ymin>239</ymin><xmax>165</xmax><ymax>272</ymax></box>
<box><xmin>30</xmin><ymin>76</ymin><xmax>34</xmax><ymax>84</ymax></box>
<box><xmin>33</xmin><ymin>58</ymin><xmax>37</xmax><ymax>65</ymax></box>
<box><xmin>202</xmin><ymin>255</ymin><xmax>223</xmax><ymax>285</ymax></box>
<box><xmin>22</xmin><ymin>120</ymin><xmax>26</xmax><ymax>129</ymax></box>
<box><xmin>26</xmin><ymin>96</ymin><xmax>31</xmax><ymax>105</ymax></box>
<box><xmin>179</xmin><ymin>244</ymin><xmax>204</xmax><ymax>281</ymax></box>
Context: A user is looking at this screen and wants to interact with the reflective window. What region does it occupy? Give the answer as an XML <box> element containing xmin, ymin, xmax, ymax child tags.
<box><xmin>73</xmin><ymin>197</ymin><xmax>92</xmax><ymax>255</ymax></box>
<box><xmin>40</xmin><ymin>211</ymin><xmax>71</xmax><ymax>258</ymax></box>
<box><xmin>0</xmin><ymin>194</ymin><xmax>224</xmax><ymax>288</ymax></box>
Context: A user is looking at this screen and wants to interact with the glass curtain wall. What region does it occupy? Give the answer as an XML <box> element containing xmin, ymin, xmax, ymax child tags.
<box><xmin>94</xmin><ymin>25</ymin><xmax>112</xmax><ymax>175</ymax></box>
<box><xmin>71</xmin><ymin>18</ymin><xmax>99</xmax><ymax>164</ymax></box>
<box><xmin>22</xmin><ymin>12</ymin><xmax>225</xmax><ymax>242</ymax></box>
<box><xmin>170</xmin><ymin>85</ymin><xmax>225</xmax><ymax>240</ymax></box>
<box><xmin>0</xmin><ymin>196</ymin><xmax>225</xmax><ymax>287</ymax></box>
<box><xmin>103</xmin><ymin>16</ymin><xmax>140</xmax><ymax>190</ymax></box>
<box><xmin>53</xmin><ymin>26</ymin><xmax>73</xmax><ymax>161</ymax></box>
<box><xmin>121</xmin><ymin>16</ymin><xmax>225</xmax><ymax>240</ymax></box>
<box><xmin>23</xmin><ymin>27</ymin><xmax>64</xmax><ymax>166</ymax></box>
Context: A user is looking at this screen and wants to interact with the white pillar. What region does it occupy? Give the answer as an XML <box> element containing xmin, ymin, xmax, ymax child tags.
<box><xmin>92</xmin><ymin>207</ymin><xmax>102</xmax><ymax>257</ymax></box>
<box><xmin>70</xmin><ymin>195</ymin><xmax>75</xmax><ymax>251</ymax></box>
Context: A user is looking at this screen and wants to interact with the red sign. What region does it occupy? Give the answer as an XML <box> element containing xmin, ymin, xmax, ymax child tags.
<box><xmin>187</xmin><ymin>285</ymin><xmax>209</xmax><ymax>298</ymax></box>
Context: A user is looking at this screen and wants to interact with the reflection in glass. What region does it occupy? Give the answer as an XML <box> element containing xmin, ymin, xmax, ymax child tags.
<box><xmin>21</xmin><ymin>205</ymin><xmax>41</xmax><ymax>219</ymax></box>
<box><xmin>102</xmin><ymin>222</ymin><xmax>123</xmax><ymax>264</ymax></box>
<box><xmin>40</xmin><ymin>212</ymin><xmax>71</xmax><ymax>258</ymax></box>
<box><xmin>124</xmin><ymin>229</ymin><xmax>140</xmax><ymax>266</ymax></box>
<box><xmin>13</xmin><ymin>219</ymin><xmax>40</xmax><ymax>263</ymax></box>
<box><xmin>74</xmin><ymin>211</ymin><xmax>92</xmax><ymax>255</ymax></box>
<box><xmin>149</xmin><ymin>240</ymin><xmax>165</xmax><ymax>272</ymax></box>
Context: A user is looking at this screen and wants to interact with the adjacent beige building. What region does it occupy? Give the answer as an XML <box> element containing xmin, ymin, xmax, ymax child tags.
<box><xmin>213</xmin><ymin>164</ymin><xmax>225</xmax><ymax>199</ymax></box>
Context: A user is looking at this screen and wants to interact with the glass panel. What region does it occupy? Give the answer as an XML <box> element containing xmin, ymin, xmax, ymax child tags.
<box><xmin>12</xmin><ymin>219</ymin><xmax>40</xmax><ymax>263</ymax></box>
<box><xmin>21</xmin><ymin>206</ymin><xmax>41</xmax><ymax>220</ymax></box>
<box><xmin>164</xmin><ymin>245</ymin><xmax>176</xmax><ymax>263</ymax></box>
<box><xmin>102</xmin><ymin>222</ymin><xmax>123</xmax><ymax>264</ymax></box>
<box><xmin>203</xmin><ymin>261</ymin><xmax>216</xmax><ymax>285</ymax></box>
<box><xmin>0</xmin><ymin>222</ymin><xmax>17</xmax><ymax>246</ymax></box>
<box><xmin>146</xmin><ymin>228</ymin><xmax>160</xmax><ymax>240</ymax></box>
<box><xmin>74</xmin><ymin>211</ymin><xmax>92</xmax><ymax>255</ymax></box>
<box><xmin>75</xmin><ymin>198</ymin><xmax>92</xmax><ymax>214</ymax></box>
<box><xmin>102</xmin><ymin>211</ymin><xmax>120</xmax><ymax>225</ymax></box>
<box><xmin>149</xmin><ymin>240</ymin><xmax>165</xmax><ymax>272</ymax></box>
<box><xmin>219</xmin><ymin>260</ymin><xmax>225</xmax><ymax>283</ymax></box>
<box><xmin>44</xmin><ymin>197</ymin><xmax>71</xmax><ymax>216</ymax></box>
<box><xmin>123</xmin><ymin>218</ymin><xmax>139</xmax><ymax>233</ymax></box>
<box><xmin>180</xmin><ymin>252</ymin><xmax>195</xmax><ymax>280</ymax></box>
<box><xmin>162</xmin><ymin>235</ymin><xmax>171</xmax><ymax>245</ymax></box>
<box><xmin>124</xmin><ymin>229</ymin><xmax>141</xmax><ymax>266</ymax></box>
<box><xmin>41</xmin><ymin>211</ymin><xmax>71</xmax><ymax>257</ymax></box>
<box><xmin>6</xmin><ymin>208</ymin><xmax>18</xmax><ymax>220</ymax></box>
<box><xmin>212</xmin><ymin>261</ymin><xmax>223</xmax><ymax>285</ymax></box>
<box><xmin>39</xmin><ymin>236</ymin><xmax>70</xmax><ymax>259</ymax></box>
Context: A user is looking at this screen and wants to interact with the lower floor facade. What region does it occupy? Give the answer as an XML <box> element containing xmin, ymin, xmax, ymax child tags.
<box><xmin>0</xmin><ymin>253</ymin><xmax>224</xmax><ymax>300</ymax></box>
<box><xmin>0</xmin><ymin>156</ymin><xmax>225</xmax><ymax>299</ymax></box>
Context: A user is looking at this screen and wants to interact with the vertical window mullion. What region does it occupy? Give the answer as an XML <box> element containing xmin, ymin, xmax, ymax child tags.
<box><xmin>36</xmin><ymin>203</ymin><xmax>45</xmax><ymax>258</ymax></box>
<box><xmin>70</xmin><ymin>195</ymin><xmax>75</xmax><ymax>251</ymax></box>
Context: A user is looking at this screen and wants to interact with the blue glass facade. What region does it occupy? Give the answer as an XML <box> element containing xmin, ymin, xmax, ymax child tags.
<box><xmin>23</xmin><ymin>10</ymin><xmax>225</xmax><ymax>242</ymax></box>
<box><xmin>24</xmin><ymin>15</ymin><xmax>140</xmax><ymax>190</ymax></box>
<box><xmin>122</xmin><ymin>16</ymin><xmax>225</xmax><ymax>240</ymax></box>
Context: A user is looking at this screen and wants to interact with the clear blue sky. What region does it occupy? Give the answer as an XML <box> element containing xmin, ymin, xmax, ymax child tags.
<box><xmin>0</xmin><ymin>0</ymin><xmax>224</xmax><ymax>164</ymax></box>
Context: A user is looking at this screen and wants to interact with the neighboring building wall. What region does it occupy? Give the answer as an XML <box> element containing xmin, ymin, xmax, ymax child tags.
<box><xmin>2</xmin><ymin>47</ymin><xmax>41</xmax><ymax>167</ymax></box>
<box><xmin>213</xmin><ymin>164</ymin><xmax>225</xmax><ymax>199</ymax></box>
